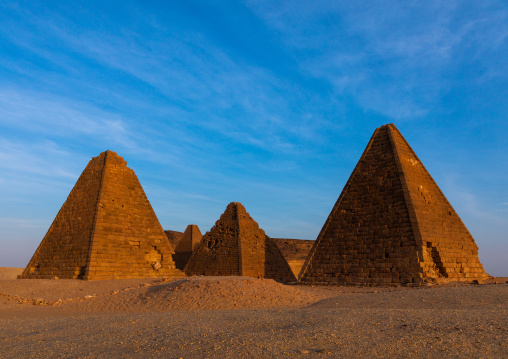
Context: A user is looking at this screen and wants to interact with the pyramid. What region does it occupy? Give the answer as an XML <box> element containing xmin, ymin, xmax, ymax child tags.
<box><xmin>300</xmin><ymin>124</ymin><xmax>488</xmax><ymax>286</ymax></box>
<box><xmin>20</xmin><ymin>150</ymin><xmax>183</xmax><ymax>280</ymax></box>
<box><xmin>184</xmin><ymin>202</ymin><xmax>296</xmax><ymax>283</ymax></box>
<box><xmin>172</xmin><ymin>224</ymin><xmax>202</xmax><ymax>270</ymax></box>
<box><xmin>175</xmin><ymin>224</ymin><xmax>202</xmax><ymax>253</ymax></box>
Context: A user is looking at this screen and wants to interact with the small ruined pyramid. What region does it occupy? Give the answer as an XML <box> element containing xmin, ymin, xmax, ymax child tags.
<box><xmin>184</xmin><ymin>202</ymin><xmax>296</xmax><ymax>283</ymax></box>
<box><xmin>172</xmin><ymin>224</ymin><xmax>202</xmax><ymax>270</ymax></box>
<box><xmin>175</xmin><ymin>225</ymin><xmax>202</xmax><ymax>253</ymax></box>
<box><xmin>300</xmin><ymin>124</ymin><xmax>488</xmax><ymax>285</ymax></box>
<box><xmin>20</xmin><ymin>150</ymin><xmax>182</xmax><ymax>280</ymax></box>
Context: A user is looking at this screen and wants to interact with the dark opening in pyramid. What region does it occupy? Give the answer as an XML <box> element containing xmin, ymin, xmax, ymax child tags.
<box><xmin>184</xmin><ymin>202</ymin><xmax>296</xmax><ymax>283</ymax></box>
<box><xmin>172</xmin><ymin>224</ymin><xmax>202</xmax><ymax>270</ymax></box>
<box><xmin>20</xmin><ymin>150</ymin><xmax>183</xmax><ymax>280</ymax></box>
<box><xmin>300</xmin><ymin>124</ymin><xmax>488</xmax><ymax>285</ymax></box>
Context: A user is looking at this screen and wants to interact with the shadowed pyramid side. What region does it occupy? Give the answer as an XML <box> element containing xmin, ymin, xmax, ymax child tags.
<box><xmin>236</xmin><ymin>204</ymin><xmax>296</xmax><ymax>282</ymax></box>
<box><xmin>20</xmin><ymin>153</ymin><xmax>106</xmax><ymax>279</ymax></box>
<box><xmin>263</xmin><ymin>236</ymin><xmax>298</xmax><ymax>283</ymax></box>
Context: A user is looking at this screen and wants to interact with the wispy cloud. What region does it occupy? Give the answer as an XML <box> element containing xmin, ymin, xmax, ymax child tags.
<box><xmin>0</xmin><ymin>1</ymin><xmax>505</xmax><ymax>270</ymax></box>
<box><xmin>0</xmin><ymin>139</ymin><xmax>77</xmax><ymax>179</ymax></box>
<box><xmin>247</xmin><ymin>1</ymin><xmax>508</xmax><ymax>120</ymax></box>
<box><xmin>0</xmin><ymin>217</ymin><xmax>47</xmax><ymax>229</ymax></box>
<box><xmin>0</xmin><ymin>89</ymin><xmax>123</xmax><ymax>136</ymax></box>
<box><xmin>0</xmin><ymin>2</ymin><xmax>341</xmax><ymax>158</ymax></box>
<box><xmin>440</xmin><ymin>172</ymin><xmax>508</xmax><ymax>235</ymax></box>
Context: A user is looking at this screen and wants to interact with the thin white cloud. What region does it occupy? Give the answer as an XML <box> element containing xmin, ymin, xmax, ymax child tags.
<box><xmin>0</xmin><ymin>217</ymin><xmax>46</xmax><ymax>229</ymax></box>
<box><xmin>0</xmin><ymin>87</ymin><xmax>169</xmax><ymax>160</ymax></box>
<box><xmin>0</xmin><ymin>89</ymin><xmax>122</xmax><ymax>136</ymax></box>
<box><xmin>440</xmin><ymin>174</ymin><xmax>508</xmax><ymax>238</ymax></box>
<box><xmin>179</xmin><ymin>192</ymin><xmax>218</xmax><ymax>202</ymax></box>
<box><xmin>0</xmin><ymin>139</ymin><xmax>77</xmax><ymax>179</ymax></box>
<box><xmin>0</xmin><ymin>3</ymin><xmax>336</xmax><ymax>156</ymax></box>
<box><xmin>247</xmin><ymin>1</ymin><xmax>508</xmax><ymax>120</ymax></box>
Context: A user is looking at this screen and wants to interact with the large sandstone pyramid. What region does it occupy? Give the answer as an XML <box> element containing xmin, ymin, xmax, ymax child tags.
<box><xmin>20</xmin><ymin>150</ymin><xmax>182</xmax><ymax>280</ymax></box>
<box><xmin>184</xmin><ymin>202</ymin><xmax>296</xmax><ymax>283</ymax></box>
<box><xmin>172</xmin><ymin>224</ymin><xmax>202</xmax><ymax>270</ymax></box>
<box><xmin>300</xmin><ymin>124</ymin><xmax>488</xmax><ymax>286</ymax></box>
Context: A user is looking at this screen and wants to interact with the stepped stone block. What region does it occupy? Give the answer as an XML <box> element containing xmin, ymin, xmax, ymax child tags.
<box><xmin>20</xmin><ymin>150</ymin><xmax>183</xmax><ymax>280</ymax></box>
<box><xmin>184</xmin><ymin>202</ymin><xmax>296</xmax><ymax>283</ymax></box>
<box><xmin>299</xmin><ymin>124</ymin><xmax>488</xmax><ymax>286</ymax></box>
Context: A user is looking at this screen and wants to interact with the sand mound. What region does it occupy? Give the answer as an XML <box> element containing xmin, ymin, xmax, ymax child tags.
<box><xmin>0</xmin><ymin>268</ymin><xmax>23</xmax><ymax>280</ymax></box>
<box><xmin>74</xmin><ymin>276</ymin><xmax>331</xmax><ymax>313</ymax></box>
<box><xmin>4</xmin><ymin>274</ymin><xmax>505</xmax><ymax>319</ymax></box>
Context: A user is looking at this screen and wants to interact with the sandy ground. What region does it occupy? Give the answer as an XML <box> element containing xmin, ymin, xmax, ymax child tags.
<box><xmin>0</xmin><ymin>268</ymin><xmax>507</xmax><ymax>358</ymax></box>
<box><xmin>0</xmin><ymin>267</ymin><xmax>23</xmax><ymax>280</ymax></box>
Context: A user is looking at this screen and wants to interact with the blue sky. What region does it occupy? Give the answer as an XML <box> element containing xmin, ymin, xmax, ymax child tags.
<box><xmin>0</xmin><ymin>1</ymin><xmax>506</xmax><ymax>275</ymax></box>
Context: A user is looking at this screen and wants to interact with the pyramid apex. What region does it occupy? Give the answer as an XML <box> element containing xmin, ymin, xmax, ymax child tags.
<box><xmin>379</xmin><ymin>123</ymin><xmax>397</xmax><ymax>130</ymax></box>
<box><xmin>92</xmin><ymin>150</ymin><xmax>126</xmax><ymax>164</ymax></box>
<box><xmin>228</xmin><ymin>201</ymin><xmax>245</xmax><ymax>210</ymax></box>
<box><xmin>102</xmin><ymin>149</ymin><xmax>121</xmax><ymax>157</ymax></box>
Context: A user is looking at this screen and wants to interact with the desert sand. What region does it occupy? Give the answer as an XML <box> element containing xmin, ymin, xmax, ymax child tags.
<box><xmin>0</xmin><ymin>267</ymin><xmax>23</xmax><ymax>280</ymax></box>
<box><xmin>0</xmin><ymin>268</ymin><xmax>507</xmax><ymax>358</ymax></box>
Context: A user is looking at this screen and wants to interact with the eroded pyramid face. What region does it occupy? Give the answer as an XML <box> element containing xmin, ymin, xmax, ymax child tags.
<box><xmin>300</xmin><ymin>124</ymin><xmax>487</xmax><ymax>286</ymax></box>
<box><xmin>185</xmin><ymin>202</ymin><xmax>296</xmax><ymax>282</ymax></box>
<box><xmin>20</xmin><ymin>150</ymin><xmax>183</xmax><ymax>280</ymax></box>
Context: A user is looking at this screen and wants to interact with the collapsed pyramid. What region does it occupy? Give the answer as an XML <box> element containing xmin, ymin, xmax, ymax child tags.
<box><xmin>300</xmin><ymin>124</ymin><xmax>488</xmax><ymax>285</ymax></box>
<box><xmin>20</xmin><ymin>150</ymin><xmax>182</xmax><ymax>280</ymax></box>
<box><xmin>184</xmin><ymin>202</ymin><xmax>296</xmax><ymax>283</ymax></box>
<box><xmin>172</xmin><ymin>224</ymin><xmax>202</xmax><ymax>270</ymax></box>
